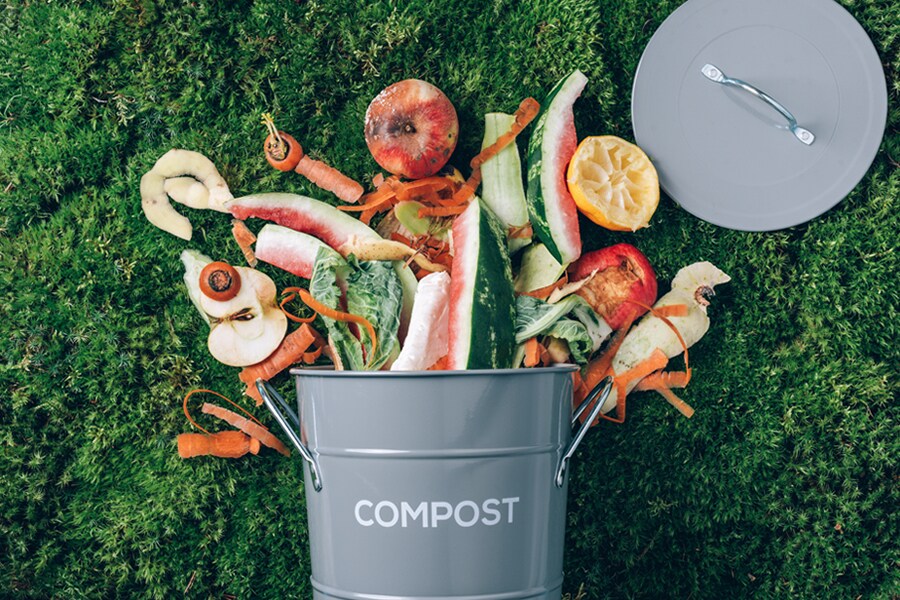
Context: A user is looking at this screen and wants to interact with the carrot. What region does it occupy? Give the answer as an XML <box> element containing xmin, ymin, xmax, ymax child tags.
<box><xmin>295</xmin><ymin>152</ymin><xmax>364</xmax><ymax>203</ymax></box>
<box><xmin>178</xmin><ymin>431</ymin><xmax>261</xmax><ymax>459</ymax></box>
<box><xmin>262</xmin><ymin>113</ymin><xmax>363</xmax><ymax>203</ymax></box>
<box><xmin>650</xmin><ymin>304</ymin><xmax>689</xmax><ymax>318</ymax></box>
<box><xmin>634</xmin><ymin>370</ymin><xmax>691</xmax><ymax>391</ymax></box>
<box><xmin>360</xmin><ymin>207</ymin><xmax>380</xmax><ymax>225</ymax></box>
<box><xmin>336</xmin><ymin>185</ymin><xmax>397</xmax><ymax>212</ymax></box>
<box><xmin>279</xmin><ymin>290</ymin><xmax>317</xmax><ymax>324</ymax></box>
<box><xmin>650</xmin><ymin>386</ymin><xmax>695</xmax><ymax>419</ymax></box>
<box><xmin>201</xmin><ymin>402</ymin><xmax>290</xmax><ymax>457</ymax></box>
<box><xmin>231</xmin><ymin>219</ymin><xmax>258</xmax><ymax>267</ymax></box>
<box><xmin>180</xmin><ymin>388</ymin><xmax>289</xmax><ymax>458</ymax></box>
<box><xmin>523</xmin><ymin>337</ymin><xmax>542</xmax><ymax>368</ymax></box>
<box><xmin>262</xmin><ymin>114</ymin><xmax>302</xmax><ymax>171</ymax></box>
<box><xmin>449</xmin><ymin>170</ymin><xmax>482</xmax><ymax>205</ymax></box>
<box><xmin>240</xmin><ymin>323</ymin><xmax>322</xmax><ymax>404</ymax></box>
<box><xmin>633</xmin><ymin>369</ymin><xmax>694</xmax><ymax>418</ymax></box>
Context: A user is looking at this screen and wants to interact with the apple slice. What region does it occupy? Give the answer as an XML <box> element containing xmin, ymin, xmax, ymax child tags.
<box><xmin>199</xmin><ymin>265</ymin><xmax>287</xmax><ymax>367</ymax></box>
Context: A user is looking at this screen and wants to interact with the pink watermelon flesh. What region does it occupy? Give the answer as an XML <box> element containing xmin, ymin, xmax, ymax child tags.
<box><xmin>552</xmin><ymin>114</ymin><xmax>581</xmax><ymax>259</ymax></box>
<box><xmin>254</xmin><ymin>224</ymin><xmax>330</xmax><ymax>280</ymax></box>
<box><xmin>447</xmin><ymin>204</ymin><xmax>476</xmax><ymax>370</ymax></box>
<box><xmin>228</xmin><ymin>193</ymin><xmax>379</xmax><ymax>253</ymax></box>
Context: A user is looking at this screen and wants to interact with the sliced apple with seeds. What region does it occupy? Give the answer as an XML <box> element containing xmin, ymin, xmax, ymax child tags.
<box><xmin>197</xmin><ymin>262</ymin><xmax>287</xmax><ymax>367</ymax></box>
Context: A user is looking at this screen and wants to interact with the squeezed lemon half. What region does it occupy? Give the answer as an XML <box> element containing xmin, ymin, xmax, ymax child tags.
<box><xmin>566</xmin><ymin>135</ymin><xmax>660</xmax><ymax>231</ymax></box>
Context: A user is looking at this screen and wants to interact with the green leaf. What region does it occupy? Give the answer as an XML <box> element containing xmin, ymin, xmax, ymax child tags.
<box><xmin>309</xmin><ymin>249</ymin><xmax>401</xmax><ymax>370</ymax></box>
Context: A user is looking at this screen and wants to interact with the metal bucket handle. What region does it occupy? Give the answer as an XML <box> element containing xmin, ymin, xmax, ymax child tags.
<box><xmin>257</xmin><ymin>379</ymin><xmax>324</xmax><ymax>492</ymax></box>
<box><xmin>555</xmin><ymin>376</ymin><xmax>613</xmax><ymax>488</ymax></box>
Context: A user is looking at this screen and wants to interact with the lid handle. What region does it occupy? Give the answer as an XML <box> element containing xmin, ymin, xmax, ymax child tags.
<box><xmin>701</xmin><ymin>63</ymin><xmax>815</xmax><ymax>146</ymax></box>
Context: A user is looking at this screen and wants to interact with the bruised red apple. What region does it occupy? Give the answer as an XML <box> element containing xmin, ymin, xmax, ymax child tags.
<box><xmin>364</xmin><ymin>79</ymin><xmax>458</xmax><ymax>179</ymax></box>
<box><xmin>567</xmin><ymin>243</ymin><xmax>657</xmax><ymax>330</ymax></box>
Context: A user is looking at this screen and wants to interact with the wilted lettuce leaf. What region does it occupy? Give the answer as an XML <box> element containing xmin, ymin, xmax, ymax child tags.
<box><xmin>309</xmin><ymin>247</ymin><xmax>401</xmax><ymax>370</ymax></box>
<box><xmin>541</xmin><ymin>318</ymin><xmax>593</xmax><ymax>364</ymax></box>
<box><xmin>343</xmin><ymin>255</ymin><xmax>402</xmax><ymax>370</ymax></box>
<box><xmin>515</xmin><ymin>295</ymin><xmax>611</xmax><ymax>348</ymax></box>
<box><xmin>515</xmin><ymin>295</ymin><xmax>613</xmax><ymax>365</ymax></box>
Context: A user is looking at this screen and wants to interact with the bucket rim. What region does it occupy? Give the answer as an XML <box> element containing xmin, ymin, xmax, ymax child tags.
<box><xmin>289</xmin><ymin>364</ymin><xmax>579</xmax><ymax>378</ymax></box>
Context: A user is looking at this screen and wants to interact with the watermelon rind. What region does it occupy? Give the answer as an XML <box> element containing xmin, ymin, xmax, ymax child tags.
<box><xmin>525</xmin><ymin>70</ymin><xmax>587</xmax><ymax>265</ymax></box>
<box><xmin>448</xmin><ymin>198</ymin><xmax>517</xmax><ymax>370</ymax></box>
<box><xmin>225</xmin><ymin>192</ymin><xmax>417</xmax><ymax>340</ymax></box>
<box><xmin>255</xmin><ymin>224</ymin><xmax>333</xmax><ymax>280</ymax></box>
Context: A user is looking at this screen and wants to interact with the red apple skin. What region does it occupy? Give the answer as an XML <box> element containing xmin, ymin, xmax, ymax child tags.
<box><xmin>364</xmin><ymin>79</ymin><xmax>458</xmax><ymax>179</ymax></box>
<box><xmin>567</xmin><ymin>243</ymin><xmax>658</xmax><ymax>330</ymax></box>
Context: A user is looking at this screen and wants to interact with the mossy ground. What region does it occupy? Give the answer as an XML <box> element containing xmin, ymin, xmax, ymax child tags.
<box><xmin>1</xmin><ymin>1</ymin><xmax>897</xmax><ymax>598</ymax></box>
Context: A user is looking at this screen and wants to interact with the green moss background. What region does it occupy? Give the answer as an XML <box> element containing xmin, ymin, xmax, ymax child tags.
<box><xmin>0</xmin><ymin>0</ymin><xmax>897</xmax><ymax>598</ymax></box>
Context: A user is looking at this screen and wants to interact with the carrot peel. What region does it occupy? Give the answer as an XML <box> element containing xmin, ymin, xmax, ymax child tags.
<box><xmin>293</xmin><ymin>288</ymin><xmax>378</xmax><ymax>365</ymax></box>
<box><xmin>240</xmin><ymin>323</ymin><xmax>323</xmax><ymax>404</ymax></box>
<box><xmin>201</xmin><ymin>402</ymin><xmax>290</xmax><ymax>457</ymax></box>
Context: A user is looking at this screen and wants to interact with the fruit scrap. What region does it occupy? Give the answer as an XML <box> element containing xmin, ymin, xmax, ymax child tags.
<box><xmin>240</xmin><ymin>323</ymin><xmax>325</xmax><ymax>405</ymax></box>
<box><xmin>526</xmin><ymin>70</ymin><xmax>588</xmax><ymax>265</ymax></box>
<box><xmin>140</xmin><ymin>149</ymin><xmax>233</xmax><ymax>241</ymax></box>
<box><xmin>364</xmin><ymin>79</ymin><xmax>459</xmax><ymax>180</ymax></box>
<box><xmin>262</xmin><ymin>113</ymin><xmax>364</xmax><ymax>203</ymax></box>
<box><xmin>567</xmin><ymin>135</ymin><xmax>659</xmax><ymax>231</ymax></box>
<box><xmin>566</xmin><ymin>243</ymin><xmax>658</xmax><ymax>330</ymax></box>
<box><xmin>199</xmin><ymin>263</ymin><xmax>288</xmax><ymax>367</ymax></box>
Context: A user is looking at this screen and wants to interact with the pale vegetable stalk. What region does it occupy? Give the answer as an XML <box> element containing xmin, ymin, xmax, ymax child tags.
<box><xmin>598</xmin><ymin>261</ymin><xmax>731</xmax><ymax>413</ymax></box>
<box><xmin>140</xmin><ymin>149</ymin><xmax>233</xmax><ymax>240</ymax></box>
<box><xmin>480</xmin><ymin>112</ymin><xmax>531</xmax><ymax>252</ymax></box>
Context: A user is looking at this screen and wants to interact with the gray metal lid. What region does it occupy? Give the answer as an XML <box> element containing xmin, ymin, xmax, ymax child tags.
<box><xmin>631</xmin><ymin>0</ymin><xmax>887</xmax><ymax>231</ymax></box>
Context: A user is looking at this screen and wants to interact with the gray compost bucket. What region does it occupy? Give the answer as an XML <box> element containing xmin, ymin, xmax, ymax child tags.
<box><xmin>258</xmin><ymin>367</ymin><xmax>612</xmax><ymax>600</ymax></box>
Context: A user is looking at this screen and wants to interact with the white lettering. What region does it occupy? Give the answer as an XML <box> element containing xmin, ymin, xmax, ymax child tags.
<box><xmin>502</xmin><ymin>497</ymin><xmax>520</xmax><ymax>523</ymax></box>
<box><xmin>401</xmin><ymin>501</ymin><xmax>428</xmax><ymax>528</ymax></box>
<box><xmin>454</xmin><ymin>500</ymin><xmax>479</xmax><ymax>527</ymax></box>
<box><xmin>355</xmin><ymin>500</ymin><xmax>374</xmax><ymax>526</ymax></box>
<box><xmin>430</xmin><ymin>501</ymin><xmax>453</xmax><ymax>528</ymax></box>
<box><xmin>481</xmin><ymin>498</ymin><xmax>501</xmax><ymax>525</ymax></box>
<box><xmin>355</xmin><ymin>497</ymin><xmax>521</xmax><ymax>528</ymax></box>
<box><xmin>375</xmin><ymin>501</ymin><xmax>399</xmax><ymax>527</ymax></box>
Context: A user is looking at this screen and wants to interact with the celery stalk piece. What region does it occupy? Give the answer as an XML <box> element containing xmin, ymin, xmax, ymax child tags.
<box><xmin>480</xmin><ymin>112</ymin><xmax>531</xmax><ymax>253</ymax></box>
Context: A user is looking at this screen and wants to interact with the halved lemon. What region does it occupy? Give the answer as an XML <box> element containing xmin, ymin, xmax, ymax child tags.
<box><xmin>567</xmin><ymin>135</ymin><xmax>659</xmax><ymax>231</ymax></box>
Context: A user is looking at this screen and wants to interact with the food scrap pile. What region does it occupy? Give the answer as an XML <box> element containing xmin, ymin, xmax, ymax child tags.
<box><xmin>139</xmin><ymin>71</ymin><xmax>730</xmax><ymax>459</ymax></box>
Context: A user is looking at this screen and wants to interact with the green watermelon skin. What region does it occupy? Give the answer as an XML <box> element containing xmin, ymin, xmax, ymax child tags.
<box><xmin>448</xmin><ymin>198</ymin><xmax>517</xmax><ymax>370</ymax></box>
<box><xmin>526</xmin><ymin>70</ymin><xmax>587</xmax><ymax>266</ymax></box>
